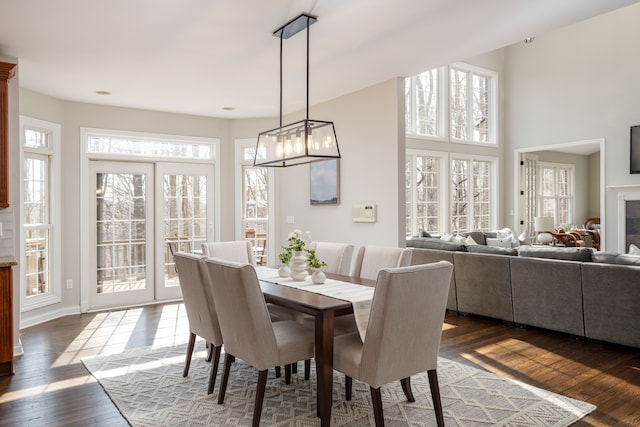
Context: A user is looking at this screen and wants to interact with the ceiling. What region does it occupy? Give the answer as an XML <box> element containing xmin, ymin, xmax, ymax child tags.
<box><xmin>1</xmin><ymin>0</ymin><xmax>638</xmax><ymax>119</ymax></box>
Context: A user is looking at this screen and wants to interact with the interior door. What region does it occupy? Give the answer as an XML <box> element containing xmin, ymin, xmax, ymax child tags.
<box><xmin>155</xmin><ymin>163</ymin><xmax>214</xmax><ymax>300</ymax></box>
<box><xmin>89</xmin><ymin>161</ymin><xmax>154</xmax><ymax>309</ymax></box>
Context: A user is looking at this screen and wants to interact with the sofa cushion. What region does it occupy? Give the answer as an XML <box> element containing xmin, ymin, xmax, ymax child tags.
<box><xmin>592</xmin><ymin>251</ymin><xmax>640</xmax><ymax>266</ymax></box>
<box><xmin>517</xmin><ymin>246</ymin><xmax>593</xmax><ymax>262</ymax></box>
<box><xmin>467</xmin><ymin>244</ymin><xmax>518</xmax><ymax>256</ymax></box>
<box><xmin>406</xmin><ymin>237</ymin><xmax>466</xmax><ymax>251</ymax></box>
<box><xmin>462</xmin><ymin>231</ymin><xmax>487</xmax><ymax>245</ymax></box>
<box><xmin>486</xmin><ymin>237</ymin><xmax>512</xmax><ymax>248</ymax></box>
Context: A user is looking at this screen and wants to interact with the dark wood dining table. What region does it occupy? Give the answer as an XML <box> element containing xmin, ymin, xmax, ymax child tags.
<box><xmin>259</xmin><ymin>272</ymin><xmax>375</xmax><ymax>427</ymax></box>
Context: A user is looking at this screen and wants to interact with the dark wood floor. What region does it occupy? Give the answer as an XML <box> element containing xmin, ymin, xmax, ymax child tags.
<box><xmin>1</xmin><ymin>303</ymin><xmax>639</xmax><ymax>426</ymax></box>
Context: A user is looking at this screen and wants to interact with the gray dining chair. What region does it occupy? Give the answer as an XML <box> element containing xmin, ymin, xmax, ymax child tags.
<box><xmin>334</xmin><ymin>245</ymin><xmax>413</xmax><ymax>334</ymax></box>
<box><xmin>204</xmin><ymin>258</ymin><xmax>316</xmax><ymax>427</ymax></box>
<box><xmin>308</xmin><ymin>241</ymin><xmax>355</xmax><ymax>276</ymax></box>
<box><xmin>173</xmin><ymin>251</ymin><xmax>223</xmax><ymax>395</ymax></box>
<box><xmin>333</xmin><ymin>261</ymin><xmax>453</xmax><ymax>427</ymax></box>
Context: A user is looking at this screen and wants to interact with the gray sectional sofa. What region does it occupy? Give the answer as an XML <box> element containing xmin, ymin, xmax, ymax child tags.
<box><xmin>407</xmin><ymin>237</ymin><xmax>640</xmax><ymax>349</ymax></box>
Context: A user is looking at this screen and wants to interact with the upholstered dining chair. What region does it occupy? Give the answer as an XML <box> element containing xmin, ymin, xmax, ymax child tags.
<box><xmin>333</xmin><ymin>245</ymin><xmax>413</xmax><ymax>334</ymax></box>
<box><xmin>307</xmin><ymin>241</ymin><xmax>355</xmax><ymax>276</ymax></box>
<box><xmin>204</xmin><ymin>258</ymin><xmax>316</xmax><ymax>427</ymax></box>
<box><xmin>351</xmin><ymin>245</ymin><xmax>413</xmax><ymax>280</ymax></box>
<box><xmin>201</xmin><ymin>240</ymin><xmax>255</xmax><ymax>263</ymax></box>
<box><xmin>333</xmin><ymin>261</ymin><xmax>453</xmax><ymax>427</ymax></box>
<box><xmin>199</xmin><ymin>240</ymin><xmax>304</xmax><ymax>377</ymax></box>
<box><xmin>173</xmin><ymin>251</ymin><xmax>223</xmax><ymax>395</ymax></box>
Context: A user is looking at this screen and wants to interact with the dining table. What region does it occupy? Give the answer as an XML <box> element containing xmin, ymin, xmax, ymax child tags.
<box><xmin>256</xmin><ymin>267</ymin><xmax>375</xmax><ymax>427</ymax></box>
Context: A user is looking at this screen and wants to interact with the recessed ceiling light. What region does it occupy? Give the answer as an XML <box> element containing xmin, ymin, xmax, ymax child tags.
<box><xmin>95</xmin><ymin>90</ymin><xmax>111</xmax><ymax>95</ymax></box>
<box><xmin>222</xmin><ymin>107</ymin><xmax>235</xmax><ymax>111</ymax></box>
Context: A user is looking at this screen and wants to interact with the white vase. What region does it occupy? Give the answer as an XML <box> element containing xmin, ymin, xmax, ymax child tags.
<box><xmin>311</xmin><ymin>269</ymin><xmax>326</xmax><ymax>284</ymax></box>
<box><xmin>289</xmin><ymin>251</ymin><xmax>308</xmax><ymax>281</ymax></box>
<box><xmin>278</xmin><ymin>264</ymin><xmax>291</xmax><ymax>278</ymax></box>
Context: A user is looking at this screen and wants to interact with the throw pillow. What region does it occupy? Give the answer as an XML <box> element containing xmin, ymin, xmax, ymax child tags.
<box><xmin>486</xmin><ymin>237</ymin><xmax>512</xmax><ymax>248</ymax></box>
<box><xmin>518</xmin><ymin>230</ymin><xmax>531</xmax><ymax>246</ymax></box>
<box><xmin>440</xmin><ymin>233</ymin><xmax>453</xmax><ymax>242</ymax></box>
<box><xmin>453</xmin><ymin>235</ymin><xmax>466</xmax><ymax>244</ymax></box>
<box><xmin>629</xmin><ymin>243</ymin><xmax>640</xmax><ymax>256</ymax></box>
<box><xmin>465</xmin><ymin>235</ymin><xmax>478</xmax><ymax>246</ymax></box>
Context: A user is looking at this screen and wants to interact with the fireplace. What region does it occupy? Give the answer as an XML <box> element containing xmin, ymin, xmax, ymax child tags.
<box><xmin>612</xmin><ymin>185</ymin><xmax>640</xmax><ymax>253</ymax></box>
<box><xmin>627</xmin><ymin>200</ymin><xmax>640</xmax><ymax>249</ymax></box>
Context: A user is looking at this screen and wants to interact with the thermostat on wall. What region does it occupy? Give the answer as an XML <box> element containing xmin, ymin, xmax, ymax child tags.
<box><xmin>352</xmin><ymin>204</ymin><xmax>377</xmax><ymax>223</ymax></box>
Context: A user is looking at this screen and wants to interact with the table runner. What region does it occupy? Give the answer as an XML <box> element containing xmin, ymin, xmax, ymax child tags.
<box><xmin>255</xmin><ymin>266</ymin><xmax>373</xmax><ymax>341</ymax></box>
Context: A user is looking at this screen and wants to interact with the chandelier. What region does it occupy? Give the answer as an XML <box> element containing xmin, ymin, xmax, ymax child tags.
<box><xmin>254</xmin><ymin>13</ymin><xmax>340</xmax><ymax>167</ymax></box>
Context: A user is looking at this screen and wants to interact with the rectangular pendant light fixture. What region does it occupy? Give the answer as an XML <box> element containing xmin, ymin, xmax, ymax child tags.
<box><xmin>254</xmin><ymin>13</ymin><xmax>340</xmax><ymax>167</ymax></box>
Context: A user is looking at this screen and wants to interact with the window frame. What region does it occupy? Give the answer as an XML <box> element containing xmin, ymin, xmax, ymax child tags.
<box><xmin>538</xmin><ymin>161</ymin><xmax>575</xmax><ymax>226</ymax></box>
<box><xmin>20</xmin><ymin>116</ymin><xmax>62</xmax><ymax>312</ymax></box>
<box><xmin>449</xmin><ymin>62</ymin><xmax>498</xmax><ymax>146</ymax></box>
<box><xmin>405</xmin><ymin>150</ymin><xmax>448</xmax><ymax>236</ymax></box>
<box><xmin>449</xmin><ymin>153</ymin><xmax>497</xmax><ymax>234</ymax></box>
<box><xmin>405</xmin><ymin>62</ymin><xmax>498</xmax><ymax>146</ymax></box>
<box><xmin>405</xmin><ymin>67</ymin><xmax>447</xmax><ymax>141</ymax></box>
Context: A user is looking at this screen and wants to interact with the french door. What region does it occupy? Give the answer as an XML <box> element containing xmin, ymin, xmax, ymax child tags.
<box><xmin>88</xmin><ymin>161</ymin><xmax>213</xmax><ymax>309</ymax></box>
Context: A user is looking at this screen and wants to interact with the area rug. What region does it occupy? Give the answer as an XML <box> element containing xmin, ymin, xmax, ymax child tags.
<box><xmin>82</xmin><ymin>343</ymin><xmax>595</xmax><ymax>426</ymax></box>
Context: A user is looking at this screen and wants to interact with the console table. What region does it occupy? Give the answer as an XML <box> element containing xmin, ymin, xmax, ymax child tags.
<box><xmin>0</xmin><ymin>258</ymin><xmax>17</xmax><ymax>376</ymax></box>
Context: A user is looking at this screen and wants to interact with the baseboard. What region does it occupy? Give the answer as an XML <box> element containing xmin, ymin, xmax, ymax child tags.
<box><xmin>20</xmin><ymin>305</ymin><xmax>81</xmax><ymax>330</ymax></box>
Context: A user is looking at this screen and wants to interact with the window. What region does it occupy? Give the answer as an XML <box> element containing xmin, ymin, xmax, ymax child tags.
<box><xmin>450</xmin><ymin>157</ymin><xmax>493</xmax><ymax>234</ymax></box>
<box><xmin>539</xmin><ymin>162</ymin><xmax>574</xmax><ymax>226</ymax></box>
<box><xmin>405</xmin><ymin>151</ymin><xmax>496</xmax><ymax>236</ymax></box>
<box><xmin>405</xmin><ymin>68</ymin><xmax>444</xmax><ymax>138</ymax></box>
<box><xmin>405</xmin><ymin>63</ymin><xmax>497</xmax><ymax>144</ymax></box>
<box><xmin>21</xmin><ymin>117</ymin><xmax>61</xmax><ymax>310</ymax></box>
<box><xmin>450</xmin><ymin>64</ymin><xmax>496</xmax><ymax>144</ymax></box>
<box><xmin>405</xmin><ymin>151</ymin><xmax>445</xmax><ymax>236</ymax></box>
<box><xmin>86</xmin><ymin>129</ymin><xmax>214</xmax><ymax>160</ymax></box>
<box><xmin>236</xmin><ymin>140</ymin><xmax>275</xmax><ymax>266</ymax></box>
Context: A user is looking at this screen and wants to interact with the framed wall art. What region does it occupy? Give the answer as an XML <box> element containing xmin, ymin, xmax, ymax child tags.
<box><xmin>310</xmin><ymin>159</ymin><xmax>340</xmax><ymax>205</ymax></box>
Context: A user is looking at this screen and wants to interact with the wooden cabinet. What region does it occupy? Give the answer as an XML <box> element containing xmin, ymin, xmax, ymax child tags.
<box><xmin>0</xmin><ymin>262</ymin><xmax>16</xmax><ymax>376</ymax></box>
<box><xmin>0</xmin><ymin>62</ymin><xmax>16</xmax><ymax>208</ymax></box>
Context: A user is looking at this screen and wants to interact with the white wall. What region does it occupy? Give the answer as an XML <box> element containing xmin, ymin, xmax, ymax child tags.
<box><xmin>504</xmin><ymin>2</ymin><xmax>640</xmax><ymax>250</ymax></box>
<box><xmin>270</xmin><ymin>78</ymin><xmax>405</xmax><ymax>248</ymax></box>
<box><xmin>16</xmin><ymin>78</ymin><xmax>405</xmax><ymax>327</ymax></box>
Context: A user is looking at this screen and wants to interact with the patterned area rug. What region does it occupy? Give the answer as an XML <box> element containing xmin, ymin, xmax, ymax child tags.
<box><xmin>82</xmin><ymin>342</ymin><xmax>595</xmax><ymax>426</ymax></box>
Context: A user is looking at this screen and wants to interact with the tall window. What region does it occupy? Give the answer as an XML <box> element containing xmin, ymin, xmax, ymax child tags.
<box><xmin>405</xmin><ymin>152</ymin><xmax>444</xmax><ymax>236</ymax></box>
<box><xmin>539</xmin><ymin>163</ymin><xmax>574</xmax><ymax>226</ymax></box>
<box><xmin>406</xmin><ymin>151</ymin><xmax>495</xmax><ymax>236</ymax></box>
<box><xmin>405</xmin><ymin>68</ymin><xmax>444</xmax><ymax>138</ymax></box>
<box><xmin>450</xmin><ymin>64</ymin><xmax>496</xmax><ymax>144</ymax></box>
<box><xmin>450</xmin><ymin>157</ymin><xmax>493</xmax><ymax>234</ymax></box>
<box><xmin>239</xmin><ymin>144</ymin><xmax>270</xmax><ymax>265</ymax></box>
<box><xmin>406</xmin><ymin>63</ymin><xmax>497</xmax><ymax>144</ymax></box>
<box><xmin>21</xmin><ymin>117</ymin><xmax>61</xmax><ymax>310</ymax></box>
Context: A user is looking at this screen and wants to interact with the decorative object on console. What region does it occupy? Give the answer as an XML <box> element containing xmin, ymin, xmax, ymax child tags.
<box><xmin>534</xmin><ymin>216</ymin><xmax>555</xmax><ymax>245</ymax></box>
<box><xmin>254</xmin><ymin>14</ymin><xmax>340</xmax><ymax>168</ymax></box>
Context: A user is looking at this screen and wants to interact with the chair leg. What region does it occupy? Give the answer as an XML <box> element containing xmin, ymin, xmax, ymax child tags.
<box><xmin>345</xmin><ymin>376</ymin><xmax>353</xmax><ymax>401</ymax></box>
<box><xmin>217</xmin><ymin>354</ymin><xmax>235</xmax><ymax>405</ymax></box>
<box><xmin>427</xmin><ymin>369</ymin><xmax>445</xmax><ymax>427</ymax></box>
<box><xmin>370</xmin><ymin>386</ymin><xmax>385</xmax><ymax>427</ymax></box>
<box><xmin>183</xmin><ymin>332</ymin><xmax>196</xmax><ymax>377</ymax></box>
<box><xmin>285</xmin><ymin>364</ymin><xmax>292</xmax><ymax>384</ymax></box>
<box><xmin>275</xmin><ymin>366</ymin><xmax>281</xmax><ymax>378</ymax></box>
<box><xmin>292</xmin><ymin>362</ymin><xmax>298</xmax><ymax>374</ymax></box>
<box><xmin>206</xmin><ymin>341</ymin><xmax>213</xmax><ymax>362</ymax></box>
<box><xmin>400</xmin><ymin>377</ymin><xmax>415</xmax><ymax>402</ymax></box>
<box><xmin>207</xmin><ymin>345</ymin><xmax>222</xmax><ymax>395</ymax></box>
<box><xmin>304</xmin><ymin>359</ymin><xmax>311</xmax><ymax>380</ymax></box>
<box><xmin>253</xmin><ymin>370</ymin><xmax>268</xmax><ymax>427</ymax></box>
